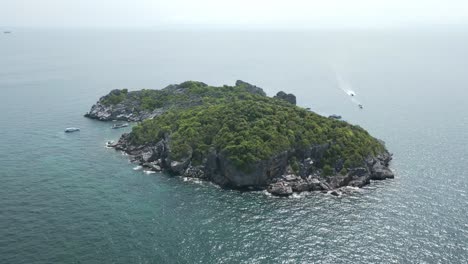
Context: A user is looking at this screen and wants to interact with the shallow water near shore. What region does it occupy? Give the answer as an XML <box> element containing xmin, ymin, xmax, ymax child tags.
<box><xmin>1</xmin><ymin>29</ymin><xmax>467</xmax><ymax>263</ymax></box>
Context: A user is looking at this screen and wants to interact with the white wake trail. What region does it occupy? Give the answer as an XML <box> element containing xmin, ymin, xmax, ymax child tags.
<box><xmin>336</xmin><ymin>73</ymin><xmax>356</xmax><ymax>97</ymax></box>
<box><xmin>335</xmin><ymin>73</ymin><xmax>362</xmax><ymax>106</ymax></box>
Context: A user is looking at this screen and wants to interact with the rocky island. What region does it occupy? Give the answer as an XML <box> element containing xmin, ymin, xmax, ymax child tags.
<box><xmin>86</xmin><ymin>80</ymin><xmax>393</xmax><ymax>196</ymax></box>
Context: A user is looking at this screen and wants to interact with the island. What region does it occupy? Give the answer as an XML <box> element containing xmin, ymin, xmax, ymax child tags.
<box><xmin>85</xmin><ymin>80</ymin><xmax>393</xmax><ymax>196</ymax></box>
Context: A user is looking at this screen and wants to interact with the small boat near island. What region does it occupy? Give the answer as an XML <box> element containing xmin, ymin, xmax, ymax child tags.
<box><xmin>65</xmin><ymin>127</ymin><xmax>80</xmax><ymax>133</ymax></box>
<box><xmin>112</xmin><ymin>123</ymin><xmax>129</xmax><ymax>129</ymax></box>
<box><xmin>328</xmin><ymin>114</ymin><xmax>342</xmax><ymax>120</ymax></box>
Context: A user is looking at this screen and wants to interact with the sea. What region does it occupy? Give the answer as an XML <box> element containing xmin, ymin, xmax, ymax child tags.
<box><xmin>0</xmin><ymin>28</ymin><xmax>467</xmax><ymax>263</ymax></box>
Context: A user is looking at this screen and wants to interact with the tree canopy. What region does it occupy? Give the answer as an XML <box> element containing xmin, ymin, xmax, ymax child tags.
<box><xmin>128</xmin><ymin>88</ymin><xmax>385</xmax><ymax>172</ymax></box>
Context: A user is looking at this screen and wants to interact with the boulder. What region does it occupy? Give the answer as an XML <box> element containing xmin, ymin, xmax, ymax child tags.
<box><xmin>142</xmin><ymin>162</ymin><xmax>162</xmax><ymax>171</ymax></box>
<box><xmin>274</xmin><ymin>91</ymin><xmax>296</xmax><ymax>105</ymax></box>
<box><xmin>169</xmin><ymin>160</ymin><xmax>190</xmax><ymax>175</ymax></box>
<box><xmin>184</xmin><ymin>166</ymin><xmax>206</xmax><ymax>179</ymax></box>
<box><xmin>319</xmin><ymin>181</ymin><xmax>331</xmax><ymax>191</ymax></box>
<box><xmin>371</xmin><ymin>168</ymin><xmax>394</xmax><ymax>180</ymax></box>
<box><xmin>290</xmin><ymin>181</ymin><xmax>310</xmax><ymax>192</ymax></box>
<box><xmin>284</xmin><ymin>174</ymin><xmax>300</xmax><ymax>182</ymax></box>
<box><xmin>267</xmin><ymin>182</ymin><xmax>293</xmax><ymax>196</ymax></box>
<box><xmin>307</xmin><ymin>178</ymin><xmax>323</xmax><ymax>192</ymax></box>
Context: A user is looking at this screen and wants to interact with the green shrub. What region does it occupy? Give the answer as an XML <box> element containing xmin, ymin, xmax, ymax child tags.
<box><xmin>323</xmin><ymin>165</ymin><xmax>334</xmax><ymax>176</ymax></box>
<box><xmin>102</xmin><ymin>89</ymin><xmax>127</xmax><ymax>105</ymax></box>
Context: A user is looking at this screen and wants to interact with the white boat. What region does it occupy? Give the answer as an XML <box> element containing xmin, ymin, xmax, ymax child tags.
<box><xmin>65</xmin><ymin>127</ymin><xmax>80</xmax><ymax>133</ymax></box>
<box><xmin>112</xmin><ymin>123</ymin><xmax>129</xmax><ymax>129</ymax></box>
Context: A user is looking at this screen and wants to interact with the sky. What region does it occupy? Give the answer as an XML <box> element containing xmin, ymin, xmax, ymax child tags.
<box><xmin>1</xmin><ymin>0</ymin><xmax>468</xmax><ymax>29</ymax></box>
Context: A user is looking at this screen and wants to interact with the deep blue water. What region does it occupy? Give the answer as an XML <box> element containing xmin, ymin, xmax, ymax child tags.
<box><xmin>0</xmin><ymin>29</ymin><xmax>467</xmax><ymax>263</ymax></box>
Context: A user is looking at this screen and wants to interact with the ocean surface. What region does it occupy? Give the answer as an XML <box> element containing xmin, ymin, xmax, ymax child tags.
<box><xmin>0</xmin><ymin>28</ymin><xmax>467</xmax><ymax>263</ymax></box>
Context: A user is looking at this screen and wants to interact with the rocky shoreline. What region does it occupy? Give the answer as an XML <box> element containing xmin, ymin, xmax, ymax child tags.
<box><xmin>108</xmin><ymin>133</ymin><xmax>394</xmax><ymax>197</ymax></box>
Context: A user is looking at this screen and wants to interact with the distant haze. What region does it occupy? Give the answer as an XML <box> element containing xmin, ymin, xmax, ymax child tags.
<box><xmin>2</xmin><ymin>0</ymin><xmax>468</xmax><ymax>29</ymax></box>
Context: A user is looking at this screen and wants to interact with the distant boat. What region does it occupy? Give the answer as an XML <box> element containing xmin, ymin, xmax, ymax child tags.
<box><xmin>65</xmin><ymin>127</ymin><xmax>80</xmax><ymax>133</ymax></box>
<box><xmin>3</xmin><ymin>31</ymin><xmax>11</xmax><ymax>34</ymax></box>
<box><xmin>358</xmin><ymin>104</ymin><xmax>363</xmax><ymax>109</ymax></box>
<box><xmin>112</xmin><ymin>123</ymin><xmax>129</xmax><ymax>129</ymax></box>
<box><xmin>328</xmin><ymin>114</ymin><xmax>342</xmax><ymax>120</ymax></box>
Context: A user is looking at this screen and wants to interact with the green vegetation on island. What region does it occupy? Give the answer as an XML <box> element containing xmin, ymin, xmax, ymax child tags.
<box><xmin>100</xmin><ymin>81</ymin><xmax>266</xmax><ymax>112</ymax></box>
<box><xmin>87</xmin><ymin>80</ymin><xmax>394</xmax><ymax>195</ymax></box>
<box><xmin>127</xmin><ymin>85</ymin><xmax>385</xmax><ymax>174</ymax></box>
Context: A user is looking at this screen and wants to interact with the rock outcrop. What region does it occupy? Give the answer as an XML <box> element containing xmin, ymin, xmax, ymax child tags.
<box><xmin>274</xmin><ymin>91</ymin><xmax>296</xmax><ymax>105</ymax></box>
<box><xmin>235</xmin><ymin>80</ymin><xmax>266</xmax><ymax>97</ymax></box>
<box><xmin>85</xmin><ymin>101</ymin><xmax>160</xmax><ymax>122</ymax></box>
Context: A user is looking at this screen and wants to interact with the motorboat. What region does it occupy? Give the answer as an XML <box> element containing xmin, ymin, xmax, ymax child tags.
<box><xmin>328</xmin><ymin>114</ymin><xmax>342</xmax><ymax>120</ymax></box>
<box><xmin>65</xmin><ymin>127</ymin><xmax>80</xmax><ymax>133</ymax></box>
<box><xmin>358</xmin><ymin>104</ymin><xmax>363</xmax><ymax>109</ymax></box>
<box><xmin>112</xmin><ymin>123</ymin><xmax>129</xmax><ymax>129</ymax></box>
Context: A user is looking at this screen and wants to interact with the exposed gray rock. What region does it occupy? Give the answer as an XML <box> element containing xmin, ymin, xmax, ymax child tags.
<box><xmin>319</xmin><ymin>181</ymin><xmax>332</xmax><ymax>191</ymax></box>
<box><xmin>169</xmin><ymin>160</ymin><xmax>190</xmax><ymax>175</ymax></box>
<box><xmin>284</xmin><ymin>174</ymin><xmax>300</xmax><ymax>182</ymax></box>
<box><xmin>348</xmin><ymin>167</ymin><xmax>368</xmax><ymax>177</ymax></box>
<box><xmin>371</xmin><ymin>168</ymin><xmax>394</xmax><ymax>180</ymax></box>
<box><xmin>370</xmin><ymin>152</ymin><xmax>394</xmax><ymax>180</ymax></box>
<box><xmin>267</xmin><ymin>182</ymin><xmax>293</xmax><ymax>196</ymax></box>
<box><xmin>143</xmin><ymin>162</ymin><xmax>162</xmax><ymax>171</ymax></box>
<box><xmin>235</xmin><ymin>80</ymin><xmax>266</xmax><ymax>96</ymax></box>
<box><xmin>274</xmin><ymin>91</ymin><xmax>296</xmax><ymax>105</ymax></box>
<box><xmin>290</xmin><ymin>180</ymin><xmax>310</xmax><ymax>192</ymax></box>
<box><xmin>184</xmin><ymin>166</ymin><xmax>206</xmax><ymax>179</ymax></box>
<box><xmin>207</xmin><ymin>150</ymin><xmax>289</xmax><ymax>188</ymax></box>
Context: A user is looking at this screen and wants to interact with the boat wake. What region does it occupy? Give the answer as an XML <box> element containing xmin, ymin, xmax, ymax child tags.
<box><xmin>335</xmin><ymin>73</ymin><xmax>363</xmax><ymax>108</ymax></box>
<box><xmin>336</xmin><ymin>74</ymin><xmax>356</xmax><ymax>96</ymax></box>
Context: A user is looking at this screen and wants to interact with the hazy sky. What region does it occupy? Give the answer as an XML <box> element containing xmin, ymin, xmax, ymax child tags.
<box><xmin>2</xmin><ymin>0</ymin><xmax>468</xmax><ymax>29</ymax></box>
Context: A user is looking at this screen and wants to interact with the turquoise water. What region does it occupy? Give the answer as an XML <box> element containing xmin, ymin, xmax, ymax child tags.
<box><xmin>1</xmin><ymin>29</ymin><xmax>467</xmax><ymax>263</ymax></box>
